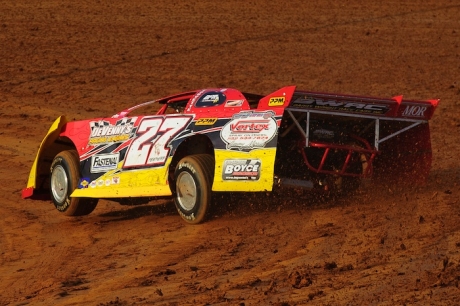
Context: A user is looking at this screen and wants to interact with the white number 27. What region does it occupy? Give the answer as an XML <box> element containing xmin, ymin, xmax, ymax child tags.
<box><xmin>123</xmin><ymin>116</ymin><xmax>192</xmax><ymax>168</ymax></box>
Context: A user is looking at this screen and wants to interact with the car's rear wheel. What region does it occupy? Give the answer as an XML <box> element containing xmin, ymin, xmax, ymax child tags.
<box><xmin>50</xmin><ymin>150</ymin><xmax>98</xmax><ymax>216</ymax></box>
<box><xmin>173</xmin><ymin>154</ymin><xmax>214</xmax><ymax>224</ymax></box>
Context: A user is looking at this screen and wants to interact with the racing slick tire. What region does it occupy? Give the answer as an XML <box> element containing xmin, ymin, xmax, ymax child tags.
<box><xmin>50</xmin><ymin>150</ymin><xmax>98</xmax><ymax>216</ymax></box>
<box><xmin>173</xmin><ymin>154</ymin><xmax>214</xmax><ymax>224</ymax></box>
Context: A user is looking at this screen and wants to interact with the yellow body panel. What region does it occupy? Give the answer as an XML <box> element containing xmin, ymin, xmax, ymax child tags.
<box><xmin>212</xmin><ymin>148</ymin><xmax>276</xmax><ymax>192</ymax></box>
<box><xmin>71</xmin><ymin>184</ymin><xmax>172</xmax><ymax>198</ymax></box>
<box><xmin>71</xmin><ymin>148</ymin><xmax>277</xmax><ymax>198</ymax></box>
<box><xmin>25</xmin><ymin>116</ymin><xmax>67</xmax><ymax>189</ymax></box>
<box><xmin>71</xmin><ymin>158</ymin><xmax>173</xmax><ymax>198</ymax></box>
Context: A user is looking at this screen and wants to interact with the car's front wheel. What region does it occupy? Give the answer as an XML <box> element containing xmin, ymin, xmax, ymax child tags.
<box><xmin>173</xmin><ymin>154</ymin><xmax>214</xmax><ymax>224</ymax></box>
<box><xmin>50</xmin><ymin>150</ymin><xmax>98</xmax><ymax>216</ymax></box>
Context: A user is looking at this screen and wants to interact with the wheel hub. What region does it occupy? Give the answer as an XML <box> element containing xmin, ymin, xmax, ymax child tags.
<box><xmin>176</xmin><ymin>172</ymin><xmax>197</xmax><ymax>211</ymax></box>
<box><xmin>51</xmin><ymin>165</ymin><xmax>68</xmax><ymax>203</ymax></box>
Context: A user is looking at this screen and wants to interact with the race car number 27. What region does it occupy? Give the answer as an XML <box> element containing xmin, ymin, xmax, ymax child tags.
<box><xmin>123</xmin><ymin>116</ymin><xmax>192</xmax><ymax>168</ymax></box>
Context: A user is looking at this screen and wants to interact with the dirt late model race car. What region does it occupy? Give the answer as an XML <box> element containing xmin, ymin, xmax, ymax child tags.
<box><xmin>22</xmin><ymin>86</ymin><xmax>438</xmax><ymax>224</ymax></box>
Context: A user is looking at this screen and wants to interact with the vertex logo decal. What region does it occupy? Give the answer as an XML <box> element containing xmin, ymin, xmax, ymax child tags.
<box><xmin>230</xmin><ymin>120</ymin><xmax>270</xmax><ymax>133</ymax></box>
<box><xmin>91</xmin><ymin>153</ymin><xmax>120</xmax><ymax>173</ymax></box>
<box><xmin>222</xmin><ymin>159</ymin><xmax>261</xmax><ymax>181</ymax></box>
<box><xmin>89</xmin><ymin>117</ymin><xmax>137</xmax><ymax>145</ymax></box>
<box><xmin>268</xmin><ymin>97</ymin><xmax>285</xmax><ymax>107</ymax></box>
<box><xmin>220</xmin><ymin>111</ymin><xmax>277</xmax><ymax>151</ymax></box>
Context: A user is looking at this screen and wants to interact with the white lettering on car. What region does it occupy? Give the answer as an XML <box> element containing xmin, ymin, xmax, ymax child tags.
<box><xmin>124</xmin><ymin>116</ymin><xmax>192</xmax><ymax>168</ymax></box>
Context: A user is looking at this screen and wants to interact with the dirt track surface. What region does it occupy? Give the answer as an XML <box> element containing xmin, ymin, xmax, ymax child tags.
<box><xmin>1</xmin><ymin>1</ymin><xmax>460</xmax><ymax>305</ymax></box>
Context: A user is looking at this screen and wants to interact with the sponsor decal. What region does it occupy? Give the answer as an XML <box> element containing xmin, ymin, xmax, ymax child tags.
<box><xmin>195</xmin><ymin>118</ymin><xmax>218</xmax><ymax>125</ymax></box>
<box><xmin>89</xmin><ymin>117</ymin><xmax>137</xmax><ymax>145</ymax></box>
<box><xmin>220</xmin><ymin>111</ymin><xmax>277</xmax><ymax>150</ymax></box>
<box><xmin>225</xmin><ymin>100</ymin><xmax>244</xmax><ymax>107</ymax></box>
<box><xmin>88</xmin><ymin>177</ymin><xmax>120</xmax><ymax>188</ymax></box>
<box><xmin>312</xmin><ymin>128</ymin><xmax>335</xmax><ymax>140</ymax></box>
<box><xmin>268</xmin><ymin>97</ymin><xmax>285</xmax><ymax>107</ymax></box>
<box><xmin>402</xmin><ymin>105</ymin><xmax>427</xmax><ymax>117</ymax></box>
<box><xmin>124</xmin><ymin>116</ymin><xmax>193</xmax><ymax>168</ymax></box>
<box><xmin>90</xmin><ymin>153</ymin><xmax>120</xmax><ymax>173</ymax></box>
<box><xmin>291</xmin><ymin>97</ymin><xmax>389</xmax><ymax>114</ymax></box>
<box><xmin>222</xmin><ymin>159</ymin><xmax>261</xmax><ymax>181</ymax></box>
<box><xmin>79</xmin><ymin>178</ymin><xmax>90</xmax><ymax>189</ymax></box>
<box><xmin>195</xmin><ymin>91</ymin><xmax>226</xmax><ymax>107</ymax></box>
<box><xmin>203</xmin><ymin>94</ymin><xmax>219</xmax><ymax>103</ymax></box>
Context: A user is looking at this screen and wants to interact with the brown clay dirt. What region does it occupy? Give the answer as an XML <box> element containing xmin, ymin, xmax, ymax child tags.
<box><xmin>1</xmin><ymin>1</ymin><xmax>460</xmax><ymax>305</ymax></box>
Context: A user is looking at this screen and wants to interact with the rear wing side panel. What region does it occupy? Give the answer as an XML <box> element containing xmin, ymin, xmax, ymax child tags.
<box><xmin>290</xmin><ymin>91</ymin><xmax>438</xmax><ymax>120</ymax></box>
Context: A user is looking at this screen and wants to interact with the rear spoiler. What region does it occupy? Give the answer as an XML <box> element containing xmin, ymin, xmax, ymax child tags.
<box><xmin>282</xmin><ymin>90</ymin><xmax>438</xmax><ymax>185</ymax></box>
<box><xmin>289</xmin><ymin>91</ymin><xmax>439</xmax><ymax>120</ymax></box>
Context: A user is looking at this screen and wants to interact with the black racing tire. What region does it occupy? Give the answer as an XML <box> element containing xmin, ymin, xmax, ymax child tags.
<box><xmin>173</xmin><ymin>154</ymin><xmax>214</xmax><ymax>224</ymax></box>
<box><xmin>50</xmin><ymin>150</ymin><xmax>98</xmax><ymax>216</ymax></box>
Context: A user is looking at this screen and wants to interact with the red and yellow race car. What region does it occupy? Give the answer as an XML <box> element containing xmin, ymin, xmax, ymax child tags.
<box><xmin>22</xmin><ymin>86</ymin><xmax>438</xmax><ymax>223</ymax></box>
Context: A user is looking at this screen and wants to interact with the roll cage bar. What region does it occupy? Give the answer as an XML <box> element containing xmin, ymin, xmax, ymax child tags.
<box><xmin>283</xmin><ymin>105</ymin><xmax>431</xmax><ymax>178</ymax></box>
<box><xmin>285</xmin><ymin>108</ymin><xmax>427</xmax><ymax>151</ymax></box>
